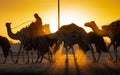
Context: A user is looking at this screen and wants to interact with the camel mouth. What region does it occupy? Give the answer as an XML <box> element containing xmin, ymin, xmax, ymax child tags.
<box><xmin>84</xmin><ymin>23</ymin><xmax>89</xmax><ymax>27</ymax></box>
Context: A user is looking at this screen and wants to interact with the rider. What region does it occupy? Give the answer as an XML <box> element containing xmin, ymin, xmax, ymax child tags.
<box><xmin>28</xmin><ymin>13</ymin><xmax>44</xmax><ymax>37</ymax></box>
<box><xmin>34</xmin><ymin>13</ymin><xmax>42</xmax><ymax>29</ymax></box>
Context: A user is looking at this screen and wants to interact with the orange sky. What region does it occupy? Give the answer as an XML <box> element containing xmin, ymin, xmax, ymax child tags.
<box><xmin>0</xmin><ymin>0</ymin><xmax>120</xmax><ymax>43</ymax></box>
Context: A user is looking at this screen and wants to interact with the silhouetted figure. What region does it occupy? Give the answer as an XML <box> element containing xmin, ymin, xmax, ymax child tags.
<box><xmin>34</xmin><ymin>13</ymin><xmax>42</xmax><ymax>27</ymax></box>
<box><xmin>84</xmin><ymin>21</ymin><xmax>118</xmax><ymax>63</ymax></box>
<box><xmin>28</xmin><ymin>34</ymin><xmax>57</xmax><ymax>63</ymax></box>
<box><xmin>88</xmin><ymin>31</ymin><xmax>113</xmax><ymax>62</ymax></box>
<box><xmin>28</xmin><ymin>13</ymin><xmax>44</xmax><ymax>37</ymax></box>
<box><xmin>48</xmin><ymin>23</ymin><xmax>96</xmax><ymax>63</ymax></box>
<box><xmin>6</xmin><ymin>21</ymin><xmax>51</xmax><ymax>63</ymax></box>
<box><xmin>102</xmin><ymin>20</ymin><xmax>120</xmax><ymax>63</ymax></box>
<box><xmin>0</xmin><ymin>36</ymin><xmax>15</xmax><ymax>64</ymax></box>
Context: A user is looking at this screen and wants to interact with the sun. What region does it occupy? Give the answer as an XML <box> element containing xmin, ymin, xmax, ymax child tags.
<box><xmin>48</xmin><ymin>11</ymin><xmax>92</xmax><ymax>33</ymax></box>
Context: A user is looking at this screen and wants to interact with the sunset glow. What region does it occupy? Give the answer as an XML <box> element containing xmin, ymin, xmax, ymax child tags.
<box><xmin>0</xmin><ymin>0</ymin><xmax>120</xmax><ymax>43</ymax></box>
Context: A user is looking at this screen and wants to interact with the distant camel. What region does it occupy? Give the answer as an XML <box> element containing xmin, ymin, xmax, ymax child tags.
<box><xmin>102</xmin><ymin>20</ymin><xmax>120</xmax><ymax>62</ymax></box>
<box><xmin>88</xmin><ymin>31</ymin><xmax>113</xmax><ymax>62</ymax></box>
<box><xmin>0</xmin><ymin>36</ymin><xmax>15</xmax><ymax>64</ymax></box>
<box><xmin>84</xmin><ymin>21</ymin><xmax>118</xmax><ymax>62</ymax></box>
<box><xmin>48</xmin><ymin>23</ymin><xmax>96</xmax><ymax>63</ymax></box>
<box><xmin>5</xmin><ymin>23</ymin><xmax>50</xmax><ymax>63</ymax></box>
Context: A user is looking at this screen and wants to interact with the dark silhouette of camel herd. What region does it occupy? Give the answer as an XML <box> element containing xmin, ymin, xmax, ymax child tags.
<box><xmin>0</xmin><ymin>13</ymin><xmax>120</xmax><ymax>64</ymax></box>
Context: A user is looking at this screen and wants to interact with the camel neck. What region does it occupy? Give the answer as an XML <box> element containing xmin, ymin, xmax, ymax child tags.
<box><xmin>90</xmin><ymin>25</ymin><xmax>107</xmax><ymax>36</ymax></box>
<box><xmin>6</xmin><ymin>25</ymin><xmax>19</xmax><ymax>40</ymax></box>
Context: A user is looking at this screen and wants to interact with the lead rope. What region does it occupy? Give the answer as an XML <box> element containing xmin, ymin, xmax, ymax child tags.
<box><xmin>11</xmin><ymin>20</ymin><xmax>35</xmax><ymax>29</ymax></box>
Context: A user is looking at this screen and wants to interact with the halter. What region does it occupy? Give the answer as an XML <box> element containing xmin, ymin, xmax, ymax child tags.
<box><xmin>11</xmin><ymin>20</ymin><xmax>35</xmax><ymax>29</ymax></box>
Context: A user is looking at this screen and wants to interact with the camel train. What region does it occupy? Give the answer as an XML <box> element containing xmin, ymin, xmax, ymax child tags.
<box><xmin>1</xmin><ymin>14</ymin><xmax>120</xmax><ymax>64</ymax></box>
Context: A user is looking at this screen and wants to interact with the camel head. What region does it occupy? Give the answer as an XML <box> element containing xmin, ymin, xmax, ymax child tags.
<box><xmin>84</xmin><ymin>21</ymin><xmax>97</xmax><ymax>28</ymax></box>
<box><xmin>6</xmin><ymin>23</ymin><xmax>11</xmax><ymax>28</ymax></box>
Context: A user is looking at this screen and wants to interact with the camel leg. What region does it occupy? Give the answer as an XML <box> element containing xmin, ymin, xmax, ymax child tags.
<box><xmin>107</xmin><ymin>43</ymin><xmax>112</xmax><ymax>49</ymax></box>
<box><xmin>89</xmin><ymin>45</ymin><xmax>96</xmax><ymax>63</ymax></box>
<box><xmin>53</xmin><ymin>41</ymin><xmax>62</xmax><ymax>62</ymax></box>
<box><xmin>9</xmin><ymin>50</ymin><xmax>15</xmax><ymax>63</ymax></box>
<box><xmin>49</xmin><ymin>46</ymin><xmax>54</xmax><ymax>63</ymax></box>
<box><xmin>16</xmin><ymin>44</ymin><xmax>22</xmax><ymax>63</ymax></box>
<box><xmin>114</xmin><ymin>48</ymin><xmax>118</xmax><ymax>63</ymax></box>
<box><xmin>71</xmin><ymin>46</ymin><xmax>77</xmax><ymax>62</ymax></box>
<box><xmin>3</xmin><ymin>57</ymin><xmax>7</xmax><ymax>64</ymax></box>
<box><xmin>47</xmin><ymin>51</ymin><xmax>52</xmax><ymax>63</ymax></box>
<box><xmin>65</xmin><ymin>47</ymin><xmax>69</xmax><ymax>63</ymax></box>
<box><xmin>96</xmin><ymin>51</ymin><xmax>101</xmax><ymax>62</ymax></box>
<box><xmin>21</xmin><ymin>49</ymin><xmax>25</xmax><ymax>62</ymax></box>
<box><xmin>35</xmin><ymin>50</ymin><xmax>40</xmax><ymax>63</ymax></box>
<box><xmin>107</xmin><ymin>51</ymin><xmax>113</xmax><ymax>61</ymax></box>
<box><xmin>39</xmin><ymin>54</ymin><xmax>44</xmax><ymax>63</ymax></box>
<box><xmin>31</xmin><ymin>50</ymin><xmax>33</xmax><ymax>63</ymax></box>
<box><xmin>25</xmin><ymin>51</ymin><xmax>29</xmax><ymax>64</ymax></box>
<box><xmin>50</xmin><ymin>51</ymin><xmax>53</xmax><ymax>63</ymax></box>
<box><xmin>91</xmin><ymin>50</ymin><xmax>97</xmax><ymax>63</ymax></box>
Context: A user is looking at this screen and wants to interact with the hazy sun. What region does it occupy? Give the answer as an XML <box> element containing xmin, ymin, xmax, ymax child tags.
<box><xmin>48</xmin><ymin>11</ymin><xmax>92</xmax><ymax>33</ymax></box>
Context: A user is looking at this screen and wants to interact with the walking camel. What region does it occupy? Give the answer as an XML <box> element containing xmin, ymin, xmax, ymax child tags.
<box><xmin>5</xmin><ymin>22</ymin><xmax>50</xmax><ymax>63</ymax></box>
<box><xmin>84</xmin><ymin>21</ymin><xmax>118</xmax><ymax>63</ymax></box>
<box><xmin>29</xmin><ymin>35</ymin><xmax>57</xmax><ymax>63</ymax></box>
<box><xmin>102</xmin><ymin>20</ymin><xmax>120</xmax><ymax>62</ymax></box>
<box><xmin>0</xmin><ymin>36</ymin><xmax>15</xmax><ymax>64</ymax></box>
<box><xmin>88</xmin><ymin>31</ymin><xmax>113</xmax><ymax>62</ymax></box>
<box><xmin>48</xmin><ymin>23</ymin><xmax>96</xmax><ymax>63</ymax></box>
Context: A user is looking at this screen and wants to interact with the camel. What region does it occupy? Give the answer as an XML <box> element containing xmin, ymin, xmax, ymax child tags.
<box><xmin>6</xmin><ymin>23</ymin><xmax>32</xmax><ymax>63</ymax></box>
<box><xmin>0</xmin><ymin>36</ymin><xmax>15</xmax><ymax>64</ymax></box>
<box><xmin>102</xmin><ymin>20</ymin><xmax>120</xmax><ymax>62</ymax></box>
<box><xmin>84</xmin><ymin>21</ymin><xmax>118</xmax><ymax>62</ymax></box>
<box><xmin>30</xmin><ymin>35</ymin><xmax>57</xmax><ymax>63</ymax></box>
<box><xmin>48</xmin><ymin>23</ymin><xmax>96</xmax><ymax>63</ymax></box>
<box><xmin>5</xmin><ymin>22</ymin><xmax>51</xmax><ymax>63</ymax></box>
<box><xmin>88</xmin><ymin>31</ymin><xmax>113</xmax><ymax>62</ymax></box>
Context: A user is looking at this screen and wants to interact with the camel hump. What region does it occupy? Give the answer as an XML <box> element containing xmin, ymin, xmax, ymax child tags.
<box><xmin>109</xmin><ymin>20</ymin><xmax>120</xmax><ymax>29</ymax></box>
<box><xmin>103</xmin><ymin>20</ymin><xmax>120</xmax><ymax>30</ymax></box>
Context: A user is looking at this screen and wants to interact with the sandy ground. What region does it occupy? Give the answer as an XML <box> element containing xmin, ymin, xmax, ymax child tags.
<box><xmin>0</xmin><ymin>44</ymin><xmax>120</xmax><ymax>75</ymax></box>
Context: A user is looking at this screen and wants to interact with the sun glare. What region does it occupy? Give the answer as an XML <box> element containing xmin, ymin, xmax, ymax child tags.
<box><xmin>103</xmin><ymin>37</ymin><xmax>111</xmax><ymax>44</ymax></box>
<box><xmin>49</xmin><ymin>12</ymin><xmax>91</xmax><ymax>33</ymax></box>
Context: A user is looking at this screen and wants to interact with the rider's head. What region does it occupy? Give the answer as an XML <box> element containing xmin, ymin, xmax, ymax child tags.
<box><xmin>34</xmin><ymin>13</ymin><xmax>40</xmax><ymax>19</ymax></box>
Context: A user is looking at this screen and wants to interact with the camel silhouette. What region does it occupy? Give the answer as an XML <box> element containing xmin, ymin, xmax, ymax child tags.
<box><xmin>0</xmin><ymin>36</ymin><xmax>15</xmax><ymax>64</ymax></box>
<box><xmin>47</xmin><ymin>23</ymin><xmax>96</xmax><ymax>63</ymax></box>
<box><xmin>84</xmin><ymin>21</ymin><xmax>118</xmax><ymax>62</ymax></box>
<box><xmin>29</xmin><ymin>35</ymin><xmax>56</xmax><ymax>63</ymax></box>
<box><xmin>5</xmin><ymin>22</ymin><xmax>51</xmax><ymax>63</ymax></box>
<box><xmin>102</xmin><ymin>20</ymin><xmax>120</xmax><ymax>63</ymax></box>
<box><xmin>88</xmin><ymin>31</ymin><xmax>113</xmax><ymax>62</ymax></box>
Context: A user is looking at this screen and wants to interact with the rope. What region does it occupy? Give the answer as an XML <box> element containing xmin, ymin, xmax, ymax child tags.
<box><xmin>11</xmin><ymin>20</ymin><xmax>35</xmax><ymax>29</ymax></box>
